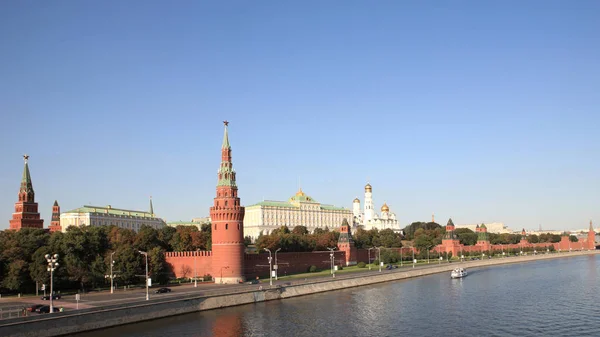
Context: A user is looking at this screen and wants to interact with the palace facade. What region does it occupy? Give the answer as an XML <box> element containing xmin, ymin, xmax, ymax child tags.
<box><xmin>244</xmin><ymin>189</ymin><xmax>353</xmax><ymax>241</ymax></box>
<box><xmin>60</xmin><ymin>198</ymin><xmax>165</xmax><ymax>232</ymax></box>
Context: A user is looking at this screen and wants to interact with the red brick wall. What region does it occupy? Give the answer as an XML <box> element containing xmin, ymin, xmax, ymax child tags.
<box><xmin>243</xmin><ymin>251</ymin><xmax>347</xmax><ymax>279</ymax></box>
<box><xmin>166</xmin><ymin>251</ymin><xmax>348</xmax><ymax>279</ymax></box>
<box><xmin>165</xmin><ymin>251</ymin><xmax>213</xmax><ymax>279</ymax></box>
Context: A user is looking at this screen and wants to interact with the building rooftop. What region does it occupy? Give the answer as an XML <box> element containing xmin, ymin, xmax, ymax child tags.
<box><xmin>63</xmin><ymin>205</ymin><xmax>157</xmax><ymax>218</ymax></box>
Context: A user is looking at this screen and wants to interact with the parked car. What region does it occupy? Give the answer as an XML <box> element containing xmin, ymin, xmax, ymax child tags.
<box><xmin>38</xmin><ymin>305</ymin><xmax>57</xmax><ymax>314</ymax></box>
<box><xmin>154</xmin><ymin>287</ymin><xmax>171</xmax><ymax>294</ymax></box>
<box><xmin>27</xmin><ymin>304</ymin><xmax>45</xmax><ymax>312</ymax></box>
<box><xmin>41</xmin><ymin>294</ymin><xmax>61</xmax><ymax>300</ymax></box>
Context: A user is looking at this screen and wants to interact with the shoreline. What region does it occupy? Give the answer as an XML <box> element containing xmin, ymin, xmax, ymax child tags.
<box><xmin>1</xmin><ymin>250</ymin><xmax>598</xmax><ymax>337</ymax></box>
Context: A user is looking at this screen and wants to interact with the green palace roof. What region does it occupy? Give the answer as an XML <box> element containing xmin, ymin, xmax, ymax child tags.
<box><xmin>64</xmin><ymin>205</ymin><xmax>156</xmax><ymax>218</ymax></box>
<box><xmin>247</xmin><ymin>189</ymin><xmax>349</xmax><ymax>211</ymax></box>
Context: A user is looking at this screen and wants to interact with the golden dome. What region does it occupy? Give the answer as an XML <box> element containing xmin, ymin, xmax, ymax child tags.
<box><xmin>381</xmin><ymin>202</ymin><xmax>389</xmax><ymax>212</ymax></box>
<box><xmin>353</xmin><ymin>197</ymin><xmax>360</xmax><ymax>203</ymax></box>
<box><xmin>365</xmin><ymin>183</ymin><xmax>372</xmax><ymax>192</ymax></box>
<box><xmin>295</xmin><ymin>188</ymin><xmax>305</xmax><ymax>197</ymax></box>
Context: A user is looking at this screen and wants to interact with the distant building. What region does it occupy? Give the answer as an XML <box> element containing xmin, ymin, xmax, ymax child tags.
<box><xmin>9</xmin><ymin>155</ymin><xmax>44</xmax><ymax>231</ymax></box>
<box><xmin>167</xmin><ymin>217</ymin><xmax>211</xmax><ymax>230</ymax></box>
<box><xmin>455</xmin><ymin>222</ymin><xmax>511</xmax><ymax>234</ymax></box>
<box><xmin>60</xmin><ymin>198</ymin><xmax>165</xmax><ymax>232</ymax></box>
<box><xmin>352</xmin><ymin>183</ymin><xmax>402</xmax><ymax>232</ymax></box>
<box><xmin>244</xmin><ymin>189</ymin><xmax>353</xmax><ymax>241</ymax></box>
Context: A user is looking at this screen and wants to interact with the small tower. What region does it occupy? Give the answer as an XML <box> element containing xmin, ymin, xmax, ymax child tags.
<box><xmin>442</xmin><ymin>218</ymin><xmax>461</xmax><ymax>256</ymax></box>
<box><xmin>48</xmin><ymin>200</ymin><xmax>61</xmax><ymax>232</ymax></box>
<box><xmin>210</xmin><ymin>121</ymin><xmax>245</xmax><ymax>284</ymax></box>
<box><xmin>9</xmin><ymin>155</ymin><xmax>44</xmax><ymax>230</ymax></box>
<box><xmin>519</xmin><ymin>228</ymin><xmax>528</xmax><ymax>245</ymax></box>
<box><xmin>587</xmin><ymin>220</ymin><xmax>596</xmax><ymax>250</ymax></box>
<box><xmin>337</xmin><ymin>218</ymin><xmax>357</xmax><ymax>266</ymax></box>
<box><xmin>476</xmin><ymin>224</ymin><xmax>491</xmax><ymax>251</ymax></box>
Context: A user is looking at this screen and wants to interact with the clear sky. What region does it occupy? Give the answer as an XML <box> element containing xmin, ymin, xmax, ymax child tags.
<box><xmin>0</xmin><ymin>1</ymin><xmax>598</xmax><ymax>231</ymax></box>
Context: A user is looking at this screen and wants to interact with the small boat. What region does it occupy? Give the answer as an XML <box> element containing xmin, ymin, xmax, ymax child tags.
<box><xmin>450</xmin><ymin>268</ymin><xmax>467</xmax><ymax>279</ymax></box>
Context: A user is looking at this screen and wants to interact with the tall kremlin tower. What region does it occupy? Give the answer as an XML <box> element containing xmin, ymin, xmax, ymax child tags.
<box><xmin>9</xmin><ymin>155</ymin><xmax>44</xmax><ymax>230</ymax></box>
<box><xmin>210</xmin><ymin>121</ymin><xmax>246</xmax><ymax>284</ymax></box>
<box><xmin>48</xmin><ymin>200</ymin><xmax>62</xmax><ymax>232</ymax></box>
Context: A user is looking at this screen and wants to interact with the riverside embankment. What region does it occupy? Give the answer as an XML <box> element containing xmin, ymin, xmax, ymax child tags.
<box><xmin>1</xmin><ymin>250</ymin><xmax>598</xmax><ymax>337</ymax></box>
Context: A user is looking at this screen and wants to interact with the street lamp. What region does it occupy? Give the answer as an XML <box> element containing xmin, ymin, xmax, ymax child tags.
<box><xmin>264</xmin><ymin>248</ymin><xmax>273</xmax><ymax>286</ymax></box>
<box><xmin>376</xmin><ymin>247</ymin><xmax>381</xmax><ymax>272</ymax></box>
<box><xmin>194</xmin><ymin>249</ymin><xmax>199</xmax><ymax>287</ymax></box>
<box><xmin>110</xmin><ymin>251</ymin><xmax>115</xmax><ymax>294</ymax></box>
<box><xmin>400</xmin><ymin>247</ymin><xmax>403</xmax><ymax>267</ymax></box>
<box><xmin>439</xmin><ymin>256</ymin><xmax>443</xmax><ymax>265</ymax></box>
<box><xmin>427</xmin><ymin>248</ymin><xmax>430</xmax><ymax>264</ymax></box>
<box><xmin>368</xmin><ymin>247</ymin><xmax>375</xmax><ymax>270</ymax></box>
<box><xmin>138</xmin><ymin>251</ymin><xmax>149</xmax><ymax>301</ymax></box>
<box><xmin>412</xmin><ymin>247</ymin><xmax>416</xmax><ymax>268</ymax></box>
<box><xmin>45</xmin><ymin>254</ymin><xmax>59</xmax><ymax>313</ymax></box>
<box><xmin>274</xmin><ymin>248</ymin><xmax>281</xmax><ymax>280</ymax></box>
<box><xmin>327</xmin><ymin>247</ymin><xmax>336</xmax><ymax>278</ymax></box>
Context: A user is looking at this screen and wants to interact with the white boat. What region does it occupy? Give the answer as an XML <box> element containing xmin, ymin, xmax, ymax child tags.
<box><xmin>450</xmin><ymin>268</ymin><xmax>467</xmax><ymax>279</ymax></box>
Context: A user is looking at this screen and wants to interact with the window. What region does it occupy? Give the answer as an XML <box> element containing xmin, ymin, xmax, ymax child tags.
<box><xmin>226</xmin><ymin>224</ymin><xmax>229</xmax><ymax>230</ymax></box>
<box><xmin>214</xmin><ymin>224</ymin><xmax>217</xmax><ymax>230</ymax></box>
<box><xmin>225</xmin><ymin>200</ymin><xmax>228</xmax><ymax>206</ymax></box>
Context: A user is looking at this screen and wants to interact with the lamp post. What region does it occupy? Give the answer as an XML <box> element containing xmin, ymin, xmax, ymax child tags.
<box><xmin>439</xmin><ymin>256</ymin><xmax>443</xmax><ymax>265</ymax></box>
<box><xmin>368</xmin><ymin>247</ymin><xmax>374</xmax><ymax>270</ymax></box>
<box><xmin>375</xmin><ymin>247</ymin><xmax>381</xmax><ymax>272</ymax></box>
<box><xmin>274</xmin><ymin>248</ymin><xmax>281</xmax><ymax>280</ymax></box>
<box><xmin>412</xmin><ymin>247</ymin><xmax>415</xmax><ymax>268</ymax></box>
<box><xmin>45</xmin><ymin>254</ymin><xmax>59</xmax><ymax>313</ymax></box>
<box><xmin>138</xmin><ymin>251</ymin><xmax>149</xmax><ymax>301</ymax></box>
<box><xmin>264</xmin><ymin>248</ymin><xmax>273</xmax><ymax>286</ymax></box>
<box><xmin>427</xmin><ymin>248</ymin><xmax>430</xmax><ymax>264</ymax></box>
<box><xmin>110</xmin><ymin>251</ymin><xmax>115</xmax><ymax>294</ymax></box>
<box><xmin>194</xmin><ymin>249</ymin><xmax>199</xmax><ymax>287</ymax></box>
<box><xmin>327</xmin><ymin>247</ymin><xmax>336</xmax><ymax>278</ymax></box>
<box><xmin>400</xmin><ymin>247</ymin><xmax>403</xmax><ymax>267</ymax></box>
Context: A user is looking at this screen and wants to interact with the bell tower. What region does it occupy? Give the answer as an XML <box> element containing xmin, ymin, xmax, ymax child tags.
<box><xmin>210</xmin><ymin>121</ymin><xmax>246</xmax><ymax>284</ymax></box>
<box><xmin>9</xmin><ymin>155</ymin><xmax>44</xmax><ymax>230</ymax></box>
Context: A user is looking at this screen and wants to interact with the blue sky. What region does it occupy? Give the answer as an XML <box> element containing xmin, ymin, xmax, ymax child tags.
<box><xmin>0</xmin><ymin>1</ymin><xmax>598</xmax><ymax>231</ymax></box>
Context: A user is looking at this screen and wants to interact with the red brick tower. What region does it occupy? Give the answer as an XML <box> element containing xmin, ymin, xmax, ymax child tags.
<box><xmin>9</xmin><ymin>155</ymin><xmax>44</xmax><ymax>230</ymax></box>
<box><xmin>587</xmin><ymin>220</ymin><xmax>596</xmax><ymax>250</ymax></box>
<box><xmin>337</xmin><ymin>218</ymin><xmax>357</xmax><ymax>266</ymax></box>
<box><xmin>210</xmin><ymin>121</ymin><xmax>245</xmax><ymax>284</ymax></box>
<box><xmin>48</xmin><ymin>200</ymin><xmax>61</xmax><ymax>232</ymax></box>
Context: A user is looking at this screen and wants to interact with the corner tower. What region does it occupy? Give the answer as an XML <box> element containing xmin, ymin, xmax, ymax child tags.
<box><xmin>588</xmin><ymin>220</ymin><xmax>596</xmax><ymax>250</ymax></box>
<box><xmin>9</xmin><ymin>155</ymin><xmax>44</xmax><ymax>230</ymax></box>
<box><xmin>210</xmin><ymin>121</ymin><xmax>245</xmax><ymax>284</ymax></box>
<box><xmin>337</xmin><ymin>218</ymin><xmax>357</xmax><ymax>266</ymax></box>
<box><xmin>48</xmin><ymin>200</ymin><xmax>61</xmax><ymax>232</ymax></box>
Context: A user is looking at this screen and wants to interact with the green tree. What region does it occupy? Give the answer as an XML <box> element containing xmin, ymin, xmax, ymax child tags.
<box><xmin>455</xmin><ymin>228</ymin><xmax>477</xmax><ymax>246</ymax></box>
<box><xmin>149</xmin><ymin>247</ymin><xmax>169</xmax><ymax>285</ymax></box>
<box><xmin>292</xmin><ymin>226</ymin><xmax>309</xmax><ymax>236</ymax></box>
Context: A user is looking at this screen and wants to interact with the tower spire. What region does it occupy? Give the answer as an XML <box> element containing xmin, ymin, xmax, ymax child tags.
<box><xmin>222</xmin><ymin>120</ymin><xmax>230</xmax><ymax>149</ymax></box>
<box><xmin>150</xmin><ymin>196</ymin><xmax>154</xmax><ymax>216</ymax></box>
<box><xmin>10</xmin><ymin>155</ymin><xmax>43</xmax><ymax>230</ymax></box>
<box><xmin>590</xmin><ymin>219</ymin><xmax>594</xmax><ymax>232</ymax></box>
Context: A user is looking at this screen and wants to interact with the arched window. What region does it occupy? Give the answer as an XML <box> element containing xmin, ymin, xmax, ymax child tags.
<box><xmin>214</xmin><ymin>224</ymin><xmax>217</xmax><ymax>230</ymax></box>
<box><xmin>226</xmin><ymin>224</ymin><xmax>229</xmax><ymax>230</ymax></box>
<box><xmin>225</xmin><ymin>200</ymin><xmax>228</xmax><ymax>206</ymax></box>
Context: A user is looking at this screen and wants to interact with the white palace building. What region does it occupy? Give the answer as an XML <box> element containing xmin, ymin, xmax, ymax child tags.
<box><xmin>243</xmin><ymin>189</ymin><xmax>353</xmax><ymax>241</ymax></box>
<box><xmin>353</xmin><ymin>183</ymin><xmax>402</xmax><ymax>232</ymax></box>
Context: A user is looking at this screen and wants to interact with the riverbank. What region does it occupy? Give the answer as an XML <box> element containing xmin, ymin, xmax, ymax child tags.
<box><xmin>1</xmin><ymin>250</ymin><xmax>598</xmax><ymax>337</ymax></box>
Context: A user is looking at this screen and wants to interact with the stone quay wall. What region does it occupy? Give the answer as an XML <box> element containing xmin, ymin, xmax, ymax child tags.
<box><xmin>2</xmin><ymin>250</ymin><xmax>598</xmax><ymax>337</ymax></box>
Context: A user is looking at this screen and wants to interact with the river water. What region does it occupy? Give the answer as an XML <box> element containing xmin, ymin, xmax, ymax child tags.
<box><xmin>72</xmin><ymin>255</ymin><xmax>600</xmax><ymax>337</ymax></box>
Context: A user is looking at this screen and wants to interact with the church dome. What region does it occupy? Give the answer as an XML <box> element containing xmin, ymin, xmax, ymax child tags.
<box><xmin>365</xmin><ymin>183</ymin><xmax>372</xmax><ymax>192</ymax></box>
<box><xmin>381</xmin><ymin>203</ymin><xmax>389</xmax><ymax>212</ymax></box>
<box><xmin>353</xmin><ymin>198</ymin><xmax>360</xmax><ymax>203</ymax></box>
<box><xmin>296</xmin><ymin>188</ymin><xmax>305</xmax><ymax>197</ymax></box>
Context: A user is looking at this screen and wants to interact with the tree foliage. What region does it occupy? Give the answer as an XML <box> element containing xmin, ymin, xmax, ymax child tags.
<box><xmin>0</xmin><ymin>224</ymin><xmax>213</xmax><ymax>293</ymax></box>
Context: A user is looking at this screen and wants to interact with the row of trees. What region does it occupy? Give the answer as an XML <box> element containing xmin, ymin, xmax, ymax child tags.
<box><xmin>254</xmin><ymin>225</ymin><xmax>405</xmax><ymax>252</ymax></box>
<box><xmin>0</xmin><ymin>224</ymin><xmax>212</xmax><ymax>293</ymax></box>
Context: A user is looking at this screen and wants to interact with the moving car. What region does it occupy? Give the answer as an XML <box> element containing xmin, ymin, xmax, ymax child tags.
<box><xmin>38</xmin><ymin>305</ymin><xmax>57</xmax><ymax>314</ymax></box>
<box><xmin>27</xmin><ymin>304</ymin><xmax>45</xmax><ymax>312</ymax></box>
<box><xmin>154</xmin><ymin>287</ymin><xmax>171</xmax><ymax>294</ymax></box>
<box><xmin>41</xmin><ymin>294</ymin><xmax>61</xmax><ymax>300</ymax></box>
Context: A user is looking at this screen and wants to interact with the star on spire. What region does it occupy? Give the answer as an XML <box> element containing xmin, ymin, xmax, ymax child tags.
<box><xmin>23</xmin><ymin>154</ymin><xmax>29</xmax><ymax>163</ymax></box>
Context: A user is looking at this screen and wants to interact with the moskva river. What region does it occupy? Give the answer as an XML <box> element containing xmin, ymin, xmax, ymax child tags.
<box><xmin>72</xmin><ymin>255</ymin><xmax>600</xmax><ymax>337</ymax></box>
